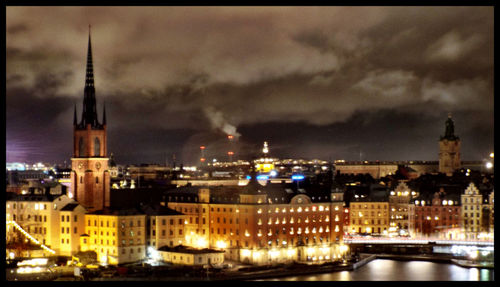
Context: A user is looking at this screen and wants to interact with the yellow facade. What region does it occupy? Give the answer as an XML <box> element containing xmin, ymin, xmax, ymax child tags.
<box><xmin>81</xmin><ymin>213</ymin><xmax>146</xmax><ymax>264</ymax></box>
<box><xmin>59</xmin><ymin>205</ymin><xmax>86</xmax><ymax>256</ymax></box>
<box><xmin>149</xmin><ymin>214</ymin><xmax>189</xmax><ymax>249</ymax></box>
<box><xmin>6</xmin><ymin>194</ymin><xmax>74</xmax><ymax>255</ymax></box>
<box><xmin>461</xmin><ymin>183</ymin><xmax>483</xmax><ymax>240</ymax></box>
<box><xmin>349</xmin><ymin>202</ymin><xmax>389</xmax><ymax>235</ymax></box>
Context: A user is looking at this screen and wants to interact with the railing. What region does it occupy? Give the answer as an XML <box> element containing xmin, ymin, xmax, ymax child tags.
<box><xmin>344</xmin><ymin>237</ymin><xmax>494</xmax><ymax>246</ymax></box>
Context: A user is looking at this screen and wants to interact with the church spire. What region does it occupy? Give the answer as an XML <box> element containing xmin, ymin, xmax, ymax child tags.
<box><xmin>80</xmin><ymin>25</ymin><xmax>100</xmax><ymax>128</ymax></box>
<box><xmin>85</xmin><ymin>24</ymin><xmax>94</xmax><ymax>89</ymax></box>
<box><xmin>441</xmin><ymin>112</ymin><xmax>459</xmax><ymax>140</ymax></box>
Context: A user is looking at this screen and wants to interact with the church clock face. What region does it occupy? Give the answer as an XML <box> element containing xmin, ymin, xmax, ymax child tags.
<box><xmin>78</xmin><ymin>162</ymin><xmax>84</xmax><ymax>170</ymax></box>
<box><xmin>96</xmin><ymin>162</ymin><xmax>101</xmax><ymax>170</ymax></box>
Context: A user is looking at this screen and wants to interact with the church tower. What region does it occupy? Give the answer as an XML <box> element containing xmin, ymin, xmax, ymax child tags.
<box><xmin>71</xmin><ymin>27</ymin><xmax>110</xmax><ymax>211</ymax></box>
<box><xmin>439</xmin><ymin>113</ymin><xmax>461</xmax><ymax>176</ymax></box>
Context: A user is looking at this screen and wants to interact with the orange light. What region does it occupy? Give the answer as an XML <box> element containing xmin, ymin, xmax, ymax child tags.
<box><xmin>227</xmin><ymin>151</ymin><xmax>234</xmax><ymax>155</ymax></box>
<box><xmin>200</xmin><ymin>146</ymin><xmax>205</xmax><ymax>150</ymax></box>
<box><xmin>200</xmin><ymin>158</ymin><xmax>206</xmax><ymax>162</ymax></box>
<box><xmin>228</xmin><ymin>135</ymin><xmax>234</xmax><ymax>139</ymax></box>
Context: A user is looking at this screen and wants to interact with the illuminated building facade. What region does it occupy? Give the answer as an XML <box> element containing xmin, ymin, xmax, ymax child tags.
<box><xmin>388</xmin><ymin>182</ymin><xmax>416</xmax><ymax>237</ymax></box>
<box><xmin>461</xmin><ymin>182</ymin><xmax>483</xmax><ymax>240</ymax></box>
<box><xmin>414</xmin><ymin>190</ymin><xmax>461</xmax><ymax>239</ymax></box>
<box><xmin>59</xmin><ymin>203</ymin><xmax>87</xmax><ymax>256</ymax></box>
<box><xmin>6</xmin><ymin>193</ymin><xmax>77</xmax><ymax>256</ymax></box>
<box><xmin>487</xmin><ymin>191</ymin><xmax>494</xmax><ymax>234</ymax></box>
<box><xmin>164</xmin><ymin>175</ymin><xmax>346</xmax><ymax>265</ymax></box>
<box><xmin>158</xmin><ymin>245</ymin><xmax>225</xmax><ymax>266</ymax></box>
<box><xmin>71</xmin><ymin>29</ymin><xmax>110</xmax><ymax>212</ymax></box>
<box><xmin>142</xmin><ymin>204</ymin><xmax>189</xmax><ymax>249</ymax></box>
<box><xmin>255</xmin><ymin>141</ymin><xmax>276</xmax><ymax>173</ymax></box>
<box><xmin>80</xmin><ymin>209</ymin><xmax>146</xmax><ymax>264</ymax></box>
<box><xmin>349</xmin><ymin>201</ymin><xmax>390</xmax><ymax>235</ymax></box>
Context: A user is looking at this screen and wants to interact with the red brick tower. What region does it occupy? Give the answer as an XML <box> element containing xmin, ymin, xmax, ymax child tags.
<box><xmin>71</xmin><ymin>26</ymin><xmax>110</xmax><ymax>211</ymax></box>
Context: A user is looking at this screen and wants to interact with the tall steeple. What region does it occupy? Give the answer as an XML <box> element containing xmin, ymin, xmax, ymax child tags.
<box><xmin>79</xmin><ymin>25</ymin><xmax>100</xmax><ymax>128</ymax></box>
<box><xmin>441</xmin><ymin>112</ymin><xmax>458</xmax><ymax>140</ymax></box>
<box><xmin>71</xmin><ymin>26</ymin><xmax>110</xmax><ymax>212</ymax></box>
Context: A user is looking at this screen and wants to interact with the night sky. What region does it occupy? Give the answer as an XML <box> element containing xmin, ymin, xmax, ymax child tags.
<box><xmin>6</xmin><ymin>7</ymin><xmax>494</xmax><ymax>165</ymax></box>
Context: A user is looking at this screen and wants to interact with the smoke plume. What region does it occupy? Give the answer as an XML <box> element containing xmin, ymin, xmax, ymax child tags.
<box><xmin>203</xmin><ymin>106</ymin><xmax>241</xmax><ymax>138</ymax></box>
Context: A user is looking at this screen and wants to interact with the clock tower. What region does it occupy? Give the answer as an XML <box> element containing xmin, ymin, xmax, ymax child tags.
<box><xmin>439</xmin><ymin>113</ymin><xmax>461</xmax><ymax>176</ymax></box>
<box><xmin>71</xmin><ymin>27</ymin><xmax>110</xmax><ymax>211</ymax></box>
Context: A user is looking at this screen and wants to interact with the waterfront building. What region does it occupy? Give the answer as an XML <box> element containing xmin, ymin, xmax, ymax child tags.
<box><xmin>158</xmin><ymin>245</ymin><xmax>225</xmax><ymax>266</ymax></box>
<box><xmin>348</xmin><ymin>192</ymin><xmax>390</xmax><ymax>235</ymax></box>
<box><xmin>164</xmin><ymin>173</ymin><xmax>345</xmax><ymax>265</ymax></box>
<box><xmin>461</xmin><ymin>182</ymin><xmax>483</xmax><ymax>240</ymax></box>
<box><xmin>59</xmin><ymin>202</ymin><xmax>87</xmax><ymax>256</ymax></box>
<box><xmin>388</xmin><ymin>182</ymin><xmax>416</xmax><ymax>237</ymax></box>
<box><xmin>487</xmin><ymin>191</ymin><xmax>494</xmax><ymax>235</ymax></box>
<box><xmin>414</xmin><ymin>189</ymin><xmax>461</xmax><ymax>239</ymax></box>
<box><xmin>80</xmin><ymin>209</ymin><xmax>146</xmax><ymax>264</ymax></box>
<box><xmin>142</xmin><ymin>204</ymin><xmax>189</xmax><ymax>249</ymax></box>
<box><xmin>6</xmin><ymin>192</ymin><xmax>75</xmax><ymax>256</ymax></box>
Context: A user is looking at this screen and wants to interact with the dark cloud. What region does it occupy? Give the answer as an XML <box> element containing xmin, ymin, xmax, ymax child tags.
<box><xmin>6</xmin><ymin>7</ymin><xmax>494</xmax><ymax>165</ymax></box>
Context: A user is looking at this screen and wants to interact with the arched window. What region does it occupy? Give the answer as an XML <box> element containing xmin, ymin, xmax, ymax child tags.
<box><xmin>96</xmin><ymin>177</ymin><xmax>99</xmax><ymax>184</ymax></box>
<box><xmin>80</xmin><ymin>176</ymin><xmax>83</xmax><ymax>183</ymax></box>
<box><xmin>79</xmin><ymin>137</ymin><xmax>85</xmax><ymax>157</ymax></box>
<box><xmin>94</xmin><ymin>137</ymin><xmax>100</xmax><ymax>157</ymax></box>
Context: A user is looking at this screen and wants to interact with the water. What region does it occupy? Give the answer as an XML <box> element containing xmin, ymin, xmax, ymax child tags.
<box><xmin>259</xmin><ymin>259</ymin><xmax>494</xmax><ymax>281</ymax></box>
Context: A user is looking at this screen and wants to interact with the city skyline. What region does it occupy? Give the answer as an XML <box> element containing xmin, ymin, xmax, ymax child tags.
<box><xmin>6</xmin><ymin>6</ymin><xmax>494</xmax><ymax>165</ymax></box>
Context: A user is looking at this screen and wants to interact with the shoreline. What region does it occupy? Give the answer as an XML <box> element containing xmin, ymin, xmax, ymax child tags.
<box><xmin>43</xmin><ymin>253</ymin><xmax>493</xmax><ymax>281</ymax></box>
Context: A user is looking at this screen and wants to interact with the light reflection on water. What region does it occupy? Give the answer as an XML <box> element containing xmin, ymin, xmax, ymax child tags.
<box><xmin>258</xmin><ymin>259</ymin><xmax>494</xmax><ymax>281</ymax></box>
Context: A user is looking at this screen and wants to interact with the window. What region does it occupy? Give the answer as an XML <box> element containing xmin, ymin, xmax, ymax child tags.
<box><xmin>96</xmin><ymin>177</ymin><xmax>99</xmax><ymax>184</ymax></box>
<box><xmin>61</xmin><ymin>227</ymin><xmax>65</xmax><ymax>233</ymax></box>
<box><xmin>79</xmin><ymin>137</ymin><xmax>85</xmax><ymax>156</ymax></box>
<box><xmin>74</xmin><ymin>216</ymin><xmax>78</xmax><ymax>222</ymax></box>
<box><xmin>67</xmin><ymin>215</ymin><xmax>70</xmax><ymax>222</ymax></box>
<box><xmin>162</xmin><ymin>219</ymin><xmax>166</xmax><ymax>225</ymax></box>
<box><xmin>94</xmin><ymin>137</ymin><xmax>100</xmax><ymax>156</ymax></box>
<box><xmin>61</xmin><ymin>215</ymin><xmax>65</xmax><ymax>222</ymax></box>
<box><xmin>179</xmin><ymin>229</ymin><xmax>183</xmax><ymax>235</ymax></box>
<box><xmin>170</xmin><ymin>219</ymin><xmax>174</xmax><ymax>225</ymax></box>
<box><xmin>74</xmin><ymin>227</ymin><xmax>77</xmax><ymax>234</ymax></box>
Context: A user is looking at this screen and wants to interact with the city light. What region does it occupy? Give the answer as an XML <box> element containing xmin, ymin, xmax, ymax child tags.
<box><xmin>291</xmin><ymin>174</ymin><xmax>305</xmax><ymax>181</ymax></box>
<box><xmin>216</xmin><ymin>240</ymin><xmax>228</xmax><ymax>249</ymax></box>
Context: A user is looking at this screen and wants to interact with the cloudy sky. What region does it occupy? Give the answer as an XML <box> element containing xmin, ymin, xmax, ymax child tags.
<box><xmin>6</xmin><ymin>6</ymin><xmax>494</xmax><ymax>165</ymax></box>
